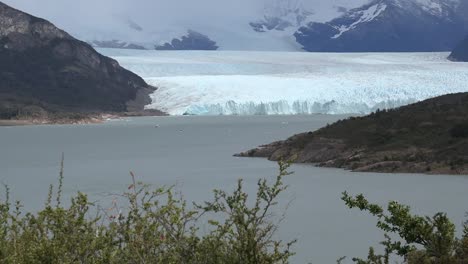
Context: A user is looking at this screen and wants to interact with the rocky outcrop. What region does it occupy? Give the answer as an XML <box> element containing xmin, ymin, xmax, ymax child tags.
<box><xmin>155</xmin><ymin>30</ymin><xmax>218</xmax><ymax>51</ymax></box>
<box><xmin>0</xmin><ymin>1</ymin><xmax>155</xmax><ymax>117</ymax></box>
<box><xmin>449</xmin><ymin>35</ymin><xmax>468</xmax><ymax>62</ymax></box>
<box><xmin>236</xmin><ymin>93</ymin><xmax>468</xmax><ymax>175</ymax></box>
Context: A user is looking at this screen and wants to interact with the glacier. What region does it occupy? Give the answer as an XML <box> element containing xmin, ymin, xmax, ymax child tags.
<box><xmin>100</xmin><ymin>49</ymin><xmax>468</xmax><ymax>115</ymax></box>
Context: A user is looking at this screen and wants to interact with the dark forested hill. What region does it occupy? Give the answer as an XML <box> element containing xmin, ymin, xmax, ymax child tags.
<box><xmin>237</xmin><ymin>93</ymin><xmax>468</xmax><ymax>174</ymax></box>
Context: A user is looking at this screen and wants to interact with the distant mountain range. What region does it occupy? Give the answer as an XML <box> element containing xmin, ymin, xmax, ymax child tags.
<box><xmin>0</xmin><ymin>1</ymin><xmax>155</xmax><ymax>120</ymax></box>
<box><xmin>89</xmin><ymin>0</ymin><xmax>468</xmax><ymax>52</ymax></box>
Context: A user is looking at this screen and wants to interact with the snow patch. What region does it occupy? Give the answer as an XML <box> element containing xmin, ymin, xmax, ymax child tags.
<box><xmin>332</xmin><ymin>3</ymin><xmax>387</xmax><ymax>39</ymax></box>
<box><xmin>417</xmin><ymin>0</ymin><xmax>458</xmax><ymax>17</ymax></box>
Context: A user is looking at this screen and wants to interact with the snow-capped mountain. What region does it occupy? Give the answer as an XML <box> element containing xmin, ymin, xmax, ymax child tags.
<box><xmin>295</xmin><ymin>0</ymin><xmax>467</xmax><ymax>52</ymax></box>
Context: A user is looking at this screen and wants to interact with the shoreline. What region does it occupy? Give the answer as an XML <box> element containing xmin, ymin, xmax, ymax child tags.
<box><xmin>0</xmin><ymin>110</ymin><xmax>167</xmax><ymax>127</ymax></box>
<box><xmin>0</xmin><ymin>115</ymin><xmax>113</xmax><ymax>127</ymax></box>
<box><xmin>0</xmin><ymin>120</ymin><xmax>34</xmax><ymax>126</ymax></box>
<box><xmin>235</xmin><ymin>153</ymin><xmax>468</xmax><ymax>176</ymax></box>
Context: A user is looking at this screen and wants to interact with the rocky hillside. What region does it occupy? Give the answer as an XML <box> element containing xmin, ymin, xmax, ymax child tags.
<box><xmin>0</xmin><ymin>1</ymin><xmax>155</xmax><ymax>120</ymax></box>
<box><xmin>449</xmin><ymin>35</ymin><xmax>468</xmax><ymax>62</ymax></box>
<box><xmin>237</xmin><ymin>93</ymin><xmax>468</xmax><ymax>174</ymax></box>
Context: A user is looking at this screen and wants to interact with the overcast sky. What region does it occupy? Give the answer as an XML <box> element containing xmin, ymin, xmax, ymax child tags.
<box><xmin>3</xmin><ymin>0</ymin><xmax>370</xmax><ymax>43</ymax></box>
<box><xmin>5</xmin><ymin>0</ymin><xmax>266</xmax><ymax>28</ymax></box>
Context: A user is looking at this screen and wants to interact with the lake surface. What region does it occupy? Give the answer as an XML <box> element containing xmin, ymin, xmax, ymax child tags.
<box><xmin>1</xmin><ymin>115</ymin><xmax>468</xmax><ymax>263</ymax></box>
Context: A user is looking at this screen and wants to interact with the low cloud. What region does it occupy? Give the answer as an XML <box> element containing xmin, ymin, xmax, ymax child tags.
<box><xmin>3</xmin><ymin>0</ymin><xmax>370</xmax><ymax>42</ymax></box>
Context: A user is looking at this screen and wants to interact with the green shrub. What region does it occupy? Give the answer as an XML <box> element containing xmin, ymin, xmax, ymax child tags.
<box><xmin>0</xmin><ymin>160</ymin><xmax>295</xmax><ymax>264</ymax></box>
<box><xmin>2</xmin><ymin>157</ymin><xmax>467</xmax><ymax>264</ymax></box>
<box><xmin>342</xmin><ymin>192</ymin><xmax>468</xmax><ymax>264</ymax></box>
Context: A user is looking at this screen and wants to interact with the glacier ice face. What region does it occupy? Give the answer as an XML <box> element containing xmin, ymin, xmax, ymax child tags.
<box><xmin>100</xmin><ymin>49</ymin><xmax>468</xmax><ymax>116</ymax></box>
<box><xmin>144</xmin><ymin>75</ymin><xmax>424</xmax><ymax>115</ymax></box>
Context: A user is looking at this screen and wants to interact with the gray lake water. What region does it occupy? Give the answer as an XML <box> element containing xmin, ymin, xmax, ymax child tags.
<box><xmin>1</xmin><ymin>115</ymin><xmax>468</xmax><ymax>263</ymax></box>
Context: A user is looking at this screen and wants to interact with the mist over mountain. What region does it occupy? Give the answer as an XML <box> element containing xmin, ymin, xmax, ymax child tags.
<box><xmin>3</xmin><ymin>0</ymin><xmax>467</xmax><ymax>51</ymax></box>
<box><xmin>1</xmin><ymin>0</ymin><xmax>368</xmax><ymax>50</ymax></box>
